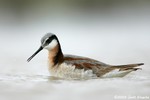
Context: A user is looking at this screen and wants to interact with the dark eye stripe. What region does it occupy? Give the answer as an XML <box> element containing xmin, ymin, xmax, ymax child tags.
<box><xmin>45</xmin><ymin>38</ymin><xmax>50</xmax><ymax>43</ymax></box>
<box><xmin>43</xmin><ymin>35</ymin><xmax>56</xmax><ymax>45</ymax></box>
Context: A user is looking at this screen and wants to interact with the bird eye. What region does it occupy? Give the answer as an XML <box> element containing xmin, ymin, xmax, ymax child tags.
<box><xmin>45</xmin><ymin>38</ymin><xmax>50</xmax><ymax>44</ymax></box>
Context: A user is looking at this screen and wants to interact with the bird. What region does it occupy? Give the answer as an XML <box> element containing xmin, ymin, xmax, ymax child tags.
<box><xmin>27</xmin><ymin>33</ymin><xmax>144</xmax><ymax>79</ymax></box>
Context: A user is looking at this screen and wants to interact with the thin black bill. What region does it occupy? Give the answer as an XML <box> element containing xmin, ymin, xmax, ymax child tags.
<box><xmin>27</xmin><ymin>46</ymin><xmax>43</xmax><ymax>62</ymax></box>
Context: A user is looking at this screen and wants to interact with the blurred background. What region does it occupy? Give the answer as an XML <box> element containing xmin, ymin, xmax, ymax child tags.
<box><xmin>0</xmin><ymin>0</ymin><xmax>150</xmax><ymax>100</ymax></box>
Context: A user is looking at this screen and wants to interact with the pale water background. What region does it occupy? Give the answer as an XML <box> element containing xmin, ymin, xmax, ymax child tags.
<box><xmin>0</xmin><ymin>0</ymin><xmax>150</xmax><ymax>100</ymax></box>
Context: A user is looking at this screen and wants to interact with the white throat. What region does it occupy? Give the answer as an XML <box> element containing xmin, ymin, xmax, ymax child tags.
<box><xmin>44</xmin><ymin>39</ymin><xmax>58</xmax><ymax>50</ymax></box>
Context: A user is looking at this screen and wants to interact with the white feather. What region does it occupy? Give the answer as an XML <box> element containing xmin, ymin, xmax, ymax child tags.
<box><xmin>48</xmin><ymin>63</ymin><xmax>97</xmax><ymax>79</ymax></box>
<box><xmin>102</xmin><ymin>69</ymin><xmax>133</xmax><ymax>78</ymax></box>
<box><xmin>44</xmin><ymin>39</ymin><xmax>58</xmax><ymax>50</ymax></box>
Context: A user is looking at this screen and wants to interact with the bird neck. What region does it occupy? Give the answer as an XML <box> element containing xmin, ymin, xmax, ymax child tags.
<box><xmin>48</xmin><ymin>40</ymin><xmax>64</xmax><ymax>66</ymax></box>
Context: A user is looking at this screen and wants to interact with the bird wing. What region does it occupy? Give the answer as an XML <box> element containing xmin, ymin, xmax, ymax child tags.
<box><xmin>63</xmin><ymin>55</ymin><xmax>144</xmax><ymax>77</ymax></box>
<box><xmin>64</xmin><ymin>54</ymin><xmax>111</xmax><ymax>77</ymax></box>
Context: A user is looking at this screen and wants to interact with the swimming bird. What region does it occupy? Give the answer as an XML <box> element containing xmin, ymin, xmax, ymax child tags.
<box><xmin>27</xmin><ymin>33</ymin><xmax>144</xmax><ymax>79</ymax></box>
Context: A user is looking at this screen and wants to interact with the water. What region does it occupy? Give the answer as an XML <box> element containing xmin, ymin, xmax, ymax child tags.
<box><xmin>0</xmin><ymin>1</ymin><xmax>150</xmax><ymax>100</ymax></box>
<box><xmin>0</xmin><ymin>73</ymin><xmax>149</xmax><ymax>100</ymax></box>
<box><xmin>0</xmin><ymin>48</ymin><xmax>150</xmax><ymax>100</ymax></box>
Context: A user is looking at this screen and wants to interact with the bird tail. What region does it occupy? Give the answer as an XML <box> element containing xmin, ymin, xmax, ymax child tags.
<box><xmin>111</xmin><ymin>63</ymin><xmax>144</xmax><ymax>71</ymax></box>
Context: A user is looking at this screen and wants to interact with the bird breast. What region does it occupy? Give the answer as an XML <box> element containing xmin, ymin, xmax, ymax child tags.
<box><xmin>48</xmin><ymin>63</ymin><xmax>97</xmax><ymax>79</ymax></box>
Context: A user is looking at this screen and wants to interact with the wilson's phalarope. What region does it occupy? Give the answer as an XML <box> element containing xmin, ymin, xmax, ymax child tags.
<box><xmin>27</xmin><ymin>33</ymin><xmax>144</xmax><ymax>79</ymax></box>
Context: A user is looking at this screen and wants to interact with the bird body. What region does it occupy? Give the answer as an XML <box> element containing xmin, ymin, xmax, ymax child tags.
<box><xmin>27</xmin><ymin>33</ymin><xmax>144</xmax><ymax>79</ymax></box>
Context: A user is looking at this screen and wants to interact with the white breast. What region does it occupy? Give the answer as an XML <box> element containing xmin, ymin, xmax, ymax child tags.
<box><xmin>48</xmin><ymin>63</ymin><xmax>97</xmax><ymax>79</ymax></box>
<box><xmin>48</xmin><ymin>63</ymin><xmax>133</xmax><ymax>79</ymax></box>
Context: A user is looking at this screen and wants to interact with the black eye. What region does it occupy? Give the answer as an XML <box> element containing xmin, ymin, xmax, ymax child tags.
<box><xmin>45</xmin><ymin>38</ymin><xmax>50</xmax><ymax>44</ymax></box>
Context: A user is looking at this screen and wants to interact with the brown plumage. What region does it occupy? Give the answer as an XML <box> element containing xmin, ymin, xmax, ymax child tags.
<box><xmin>62</xmin><ymin>55</ymin><xmax>144</xmax><ymax>77</ymax></box>
<box><xmin>27</xmin><ymin>33</ymin><xmax>144</xmax><ymax>79</ymax></box>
